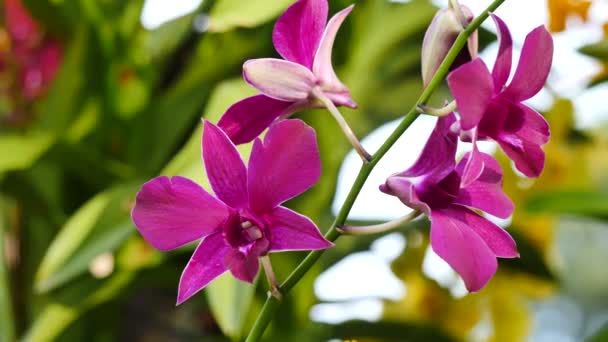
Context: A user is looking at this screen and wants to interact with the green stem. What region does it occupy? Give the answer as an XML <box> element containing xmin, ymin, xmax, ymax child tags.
<box><xmin>245</xmin><ymin>1</ymin><xmax>506</xmax><ymax>340</ymax></box>
<box><xmin>338</xmin><ymin>210</ymin><xmax>422</xmax><ymax>236</ymax></box>
<box><xmin>311</xmin><ymin>87</ymin><xmax>372</xmax><ymax>162</ymax></box>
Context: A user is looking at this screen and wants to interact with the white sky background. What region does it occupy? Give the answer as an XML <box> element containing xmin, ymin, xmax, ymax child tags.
<box><xmin>141</xmin><ymin>0</ymin><xmax>204</xmax><ymax>29</ymax></box>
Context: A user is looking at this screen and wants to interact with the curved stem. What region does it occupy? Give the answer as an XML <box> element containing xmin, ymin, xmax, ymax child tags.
<box><xmin>417</xmin><ymin>100</ymin><xmax>457</xmax><ymax>117</ymax></box>
<box><xmin>245</xmin><ymin>1</ymin><xmax>507</xmax><ymax>341</ymax></box>
<box><xmin>338</xmin><ymin>210</ymin><xmax>422</xmax><ymax>236</ymax></box>
<box><xmin>312</xmin><ymin>87</ymin><xmax>372</xmax><ymax>162</ymax></box>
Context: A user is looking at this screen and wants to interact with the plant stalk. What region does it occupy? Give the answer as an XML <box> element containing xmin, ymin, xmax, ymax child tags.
<box><xmin>312</xmin><ymin>87</ymin><xmax>372</xmax><ymax>162</ymax></box>
<box><xmin>338</xmin><ymin>210</ymin><xmax>422</xmax><ymax>235</ymax></box>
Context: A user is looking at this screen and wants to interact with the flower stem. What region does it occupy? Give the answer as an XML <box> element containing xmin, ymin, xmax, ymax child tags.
<box><xmin>417</xmin><ymin>100</ymin><xmax>457</xmax><ymax>117</ymax></box>
<box><xmin>311</xmin><ymin>87</ymin><xmax>372</xmax><ymax>162</ymax></box>
<box><xmin>338</xmin><ymin>211</ymin><xmax>422</xmax><ymax>235</ymax></box>
<box><xmin>244</xmin><ymin>1</ymin><xmax>507</xmax><ymax>341</ymax></box>
<box><xmin>260</xmin><ymin>256</ymin><xmax>282</xmax><ymax>301</ymax></box>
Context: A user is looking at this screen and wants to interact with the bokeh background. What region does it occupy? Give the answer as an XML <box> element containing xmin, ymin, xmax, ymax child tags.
<box><xmin>1</xmin><ymin>0</ymin><xmax>607</xmax><ymax>341</ymax></box>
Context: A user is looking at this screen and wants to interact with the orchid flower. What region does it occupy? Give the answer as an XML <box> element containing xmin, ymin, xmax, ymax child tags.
<box><xmin>380</xmin><ymin>114</ymin><xmax>518</xmax><ymax>292</ymax></box>
<box><xmin>218</xmin><ymin>0</ymin><xmax>371</xmax><ymax>161</ymax></box>
<box><xmin>131</xmin><ymin>120</ymin><xmax>332</xmax><ymax>304</ymax></box>
<box><xmin>447</xmin><ymin>15</ymin><xmax>553</xmax><ymax>182</ymax></box>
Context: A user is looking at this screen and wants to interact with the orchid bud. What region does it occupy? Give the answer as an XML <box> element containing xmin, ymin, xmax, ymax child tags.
<box><xmin>421</xmin><ymin>3</ymin><xmax>478</xmax><ymax>87</ymax></box>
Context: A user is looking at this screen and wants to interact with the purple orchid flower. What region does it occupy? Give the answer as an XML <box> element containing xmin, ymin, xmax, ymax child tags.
<box><xmin>447</xmin><ymin>15</ymin><xmax>553</xmax><ymax>182</ymax></box>
<box><xmin>218</xmin><ymin>0</ymin><xmax>356</xmax><ymax>145</ymax></box>
<box><xmin>380</xmin><ymin>114</ymin><xmax>518</xmax><ymax>292</ymax></box>
<box><xmin>131</xmin><ymin>119</ymin><xmax>332</xmax><ymax>304</ymax></box>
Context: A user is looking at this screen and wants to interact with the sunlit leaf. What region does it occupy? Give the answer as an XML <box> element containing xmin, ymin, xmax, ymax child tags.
<box><xmin>23</xmin><ymin>271</ymin><xmax>135</xmax><ymax>342</ymax></box>
<box><xmin>0</xmin><ymin>134</ymin><xmax>55</xmax><ymax>174</ymax></box>
<box><xmin>35</xmin><ymin>182</ymin><xmax>140</xmax><ymax>292</ymax></box>
<box><xmin>207</xmin><ymin>0</ymin><xmax>292</xmax><ymax>32</ymax></box>
<box><xmin>525</xmin><ymin>190</ymin><xmax>608</xmax><ymax>217</ymax></box>
<box><xmin>206</xmin><ymin>274</ymin><xmax>255</xmax><ymax>340</ymax></box>
<box><xmin>579</xmin><ymin>40</ymin><xmax>608</xmax><ymax>60</ymax></box>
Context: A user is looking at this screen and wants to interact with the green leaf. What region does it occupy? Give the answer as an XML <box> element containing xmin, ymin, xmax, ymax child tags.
<box><xmin>23</xmin><ymin>271</ymin><xmax>135</xmax><ymax>342</ymax></box>
<box><xmin>137</xmin><ymin>13</ymin><xmax>197</xmax><ymax>63</ymax></box>
<box><xmin>315</xmin><ymin>320</ymin><xmax>457</xmax><ymax>342</ymax></box>
<box><xmin>0</xmin><ymin>133</ymin><xmax>55</xmax><ymax>174</ymax></box>
<box><xmin>128</xmin><ymin>29</ymin><xmax>269</xmax><ymax>173</ymax></box>
<box><xmin>208</xmin><ymin>0</ymin><xmax>292</xmax><ymax>32</ymax></box>
<box><xmin>35</xmin><ymin>29</ymin><xmax>91</xmax><ymax>132</ymax></box>
<box><xmin>525</xmin><ymin>190</ymin><xmax>608</xmax><ymax>217</ymax></box>
<box><xmin>206</xmin><ymin>273</ymin><xmax>255</xmax><ymax>340</ymax></box>
<box><xmin>35</xmin><ymin>182</ymin><xmax>141</xmax><ymax>293</ymax></box>
<box><xmin>0</xmin><ymin>197</ymin><xmax>16</xmax><ymax>342</ymax></box>
<box><xmin>586</xmin><ymin>323</ymin><xmax>608</xmax><ymax>342</ymax></box>
<box><xmin>579</xmin><ymin>40</ymin><xmax>608</xmax><ymax>60</ymax></box>
<box><xmin>162</xmin><ymin>78</ymin><xmax>257</xmax><ymax>185</ymax></box>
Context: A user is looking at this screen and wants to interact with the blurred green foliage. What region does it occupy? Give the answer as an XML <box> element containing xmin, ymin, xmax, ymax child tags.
<box><xmin>1</xmin><ymin>0</ymin><xmax>608</xmax><ymax>341</ymax></box>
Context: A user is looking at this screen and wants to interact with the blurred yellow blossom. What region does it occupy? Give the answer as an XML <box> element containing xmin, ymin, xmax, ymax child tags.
<box><xmin>547</xmin><ymin>0</ymin><xmax>591</xmax><ymax>32</ymax></box>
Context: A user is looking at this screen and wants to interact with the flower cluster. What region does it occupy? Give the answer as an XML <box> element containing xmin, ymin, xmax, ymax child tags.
<box><xmin>131</xmin><ymin>0</ymin><xmax>554</xmax><ymax>304</ymax></box>
<box><xmin>1</xmin><ymin>0</ymin><xmax>62</xmax><ymax>125</ymax></box>
<box><xmin>382</xmin><ymin>14</ymin><xmax>553</xmax><ymax>291</ymax></box>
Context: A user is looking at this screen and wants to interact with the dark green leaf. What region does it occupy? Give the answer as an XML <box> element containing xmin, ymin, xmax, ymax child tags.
<box><xmin>525</xmin><ymin>190</ymin><xmax>608</xmax><ymax>218</ymax></box>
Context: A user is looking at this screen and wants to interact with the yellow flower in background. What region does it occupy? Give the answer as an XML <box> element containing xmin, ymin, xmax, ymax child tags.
<box><xmin>547</xmin><ymin>0</ymin><xmax>591</xmax><ymax>32</ymax></box>
<box><xmin>384</xmin><ymin>233</ymin><xmax>554</xmax><ymax>342</ymax></box>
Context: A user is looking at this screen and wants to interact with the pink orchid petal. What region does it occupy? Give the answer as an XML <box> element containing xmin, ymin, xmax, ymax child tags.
<box><xmin>431</xmin><ymin>206</ymin><xmax>517</xmax><ymax>292</ymax></box>
<box><xmin>325</xmin><ymin>91</ymin><xmax>358</xmax><ymax>108</ymax></box>
<box><xmin>266</xmin><ymin>206</ymin><xmax>332</xmax><ymax>252</ymax></box>
<box><xmin>248</xmin><ymin>119</ymin><xmax>321</xmax><ymax>214</ymax></box>
<box><xmin>460</xmin><ymin>131</ymin><xmax>484</xmax><ymax>187</ymax></box>
<box><xmin>132</xmin><ymin>176</ymin><xmax>228</xmax><ymax>251</ymax></box>
<box><xmin>448</xmin><ymin>58</ymin><xmax>494</xmax><ymax>130</ymax></box>
<box><xmin>217</xmin><ymin>95</ymin><xmax>297</xmax><ymax>145</ymax></box>
<box><xmin>224</xmin><ymin>249</ymin><xmax>260</xmax><ymax>283</ymax></box>
<box><xmin>501</xmin><ymin>25</ymin><xmax>553</xmax><ymax>101</ymax></box>
<box><xmin>202</xmin><ymin>121</ymin><xmax>248</xmax><ymax>208</ymax></box>
<box><xmin>498</xmin><ymin>137</ymin><xmax>545</xmax><ymax>178</ymax></box>
<box><xmin>272</xmin><ymin>0</ymin><xmax>328</xmax><ymax>69</ymax></box>
<box><xmin>445</xmin><ymin>206</ymin><xmax>518</xmax><ymax>258</ymax></box>
<box><xmin>402</xmin><ymin>114</ymin><xmax>458</xmax><ymax>183</ymax></box>
<box><xmin>430</xmin><ymin>207</ymin><xmax>497</xmax><ymax>292</ymax></box>
<box><xmin>490</xmin><ymin>14</ymin><xmax>513</xmax><ymax>91</ymax></box>
<box><xmin>381</xmin><ymin>176</ymin><xmax>431</xmax><ymax>214</ymax></box>
<box><xmin>177</xmin><ymin>232</ymin><xmax>230</xmax><ymax>305</ymax></box>
<box><xmin>455</xmin><ymin>153</ymin><xmax>514</xmax><ymax>218</ymax></box>
<box><xmin>243</xmin><ymin>58</ymin><xmax>317</xmax><ymax>102</ymax></box>
<box><xmin>312</xmin><ymin>5</ymin><xmax>354</xmax><ymax>92</ymax></box>
<box><xmin>516</xmin><ymin>104</ymin><xmax>550</xmax><ymax>145</ymax></box>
